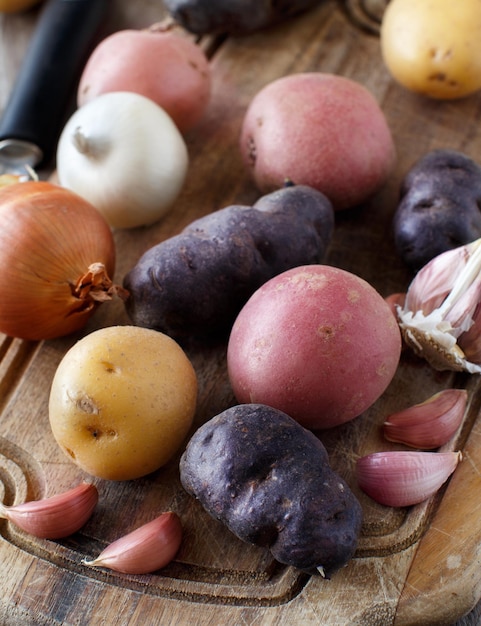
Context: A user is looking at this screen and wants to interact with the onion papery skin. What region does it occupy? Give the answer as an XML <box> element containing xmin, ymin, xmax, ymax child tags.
<box><xmin>0</xmin><ymin>181</ymin><xmax>116</xmax><ymax>340</ymax></box>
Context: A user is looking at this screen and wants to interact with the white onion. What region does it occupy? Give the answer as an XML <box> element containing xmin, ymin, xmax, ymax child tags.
<box><xmin>56</xmin><ymin>91</ymin><xmax>189</xmax><ymax>229</ymax></box>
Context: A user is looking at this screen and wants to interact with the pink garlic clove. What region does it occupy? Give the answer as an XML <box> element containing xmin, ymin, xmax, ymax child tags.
<box><xmin>403</xmin><ymin>243</ymin><xmax>471</xmax><ymax>315</ymax></box>
<box><xmin>82</xmin><ymin>511</ymin><xmax>182</xmax><ymax>575</ymax></box>
<box><xmin>383</xmin><ymin>388</ymin><xmax>468</xmax><ymax>449</ymax></box>
<box><xmin>356</xmin><ymin>450</ymin><xmax>461</xmax><ymax>507</ymax></box>
<box><xmin>0</xmin><ymin>482</ymin><xmax>99</xmax><ymax>539</ymax></box>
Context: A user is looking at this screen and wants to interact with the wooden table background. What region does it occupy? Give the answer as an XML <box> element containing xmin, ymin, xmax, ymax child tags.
<box><xmin>2</xmin><ymin>1</ymin><xmax>481</xmax><ymax>624</ymax></box>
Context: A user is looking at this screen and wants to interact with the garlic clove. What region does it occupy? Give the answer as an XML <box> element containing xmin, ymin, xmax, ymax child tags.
<box><xmin>356</xmin><ymin>450</ymin><xmax>461</xmax><ymax>507</ymax></box>
<box><xmin>396</xmin><ymin>238</ymin><xmax>481</xmax><ymax>373</ymax></box>
<box><xmin>458</xmin><ymin>304</ymin><xmax>481</xmax><ymax>363</ymax></box>
<box><xmin>82</xmin><ymin>511</ymin><xmax>182</xmax><ymax>575</ymax></box>
<box><xmin>383</xmin><ymin>388</ymin><xmax>468</xmax><ymax>449</ymax></box>
<box><xmin>403</xmin><ymin>242</ymin><xmax>471</xmax><ymax>315</ymax></box>
<box><xmin>0</xmin><ymin>482</ymin><xmax>98</xmax><ymax>539</ymax></box>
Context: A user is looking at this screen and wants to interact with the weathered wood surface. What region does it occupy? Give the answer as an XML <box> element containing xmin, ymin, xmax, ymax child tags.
<box><xmin>1</xmin><ymin>1</ymin><xmax>481</xmax><ymax>624</ymax></box>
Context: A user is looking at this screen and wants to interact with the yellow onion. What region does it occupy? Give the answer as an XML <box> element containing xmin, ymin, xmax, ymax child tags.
<box><xmin>0</xmin><ymin>180</ymin><xmax>118</xmax><ymax>340</ymax></box>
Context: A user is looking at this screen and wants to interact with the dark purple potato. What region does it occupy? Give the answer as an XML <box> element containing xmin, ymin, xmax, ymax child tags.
<box><xmin>393</xmin><ymin>149</ymin><xmax>481</xmax><ymax>270</ymax></box>
<box><xmin>164</xmin><ymin>0</ymin><xmax>322</xmax><ymax>35</ymax></box>
<box><xmin>123</xmin><ymin>184</ymin><xmax>334</xmax><ymax>344</ymax></box>
<box><xmin>180</xmin><ymin>404</ymin><xmax>363</xmax><ymax>577</ymax></box>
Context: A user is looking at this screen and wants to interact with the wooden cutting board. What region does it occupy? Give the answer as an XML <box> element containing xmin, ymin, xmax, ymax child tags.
<box><xmin>1</xmin><ymin>1</ymin><xmax>481</xmax><ymax>624</ymax></box>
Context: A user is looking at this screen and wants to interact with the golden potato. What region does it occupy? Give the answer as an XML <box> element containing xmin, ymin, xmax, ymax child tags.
<box><xmin>380</xmin><ymin>0</ymin><xmax>481</xmax><ymax>99</ymax></box>
<box><xmin>48</xmin><ymin>326</ymin><xmax>198</xmax><ymax>481</ymax></box>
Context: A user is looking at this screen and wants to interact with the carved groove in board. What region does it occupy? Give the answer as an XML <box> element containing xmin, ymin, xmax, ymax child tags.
<box><xmin>0</xmin><ymin>437</ymin><xmax>309</xmax><ymax>606</ymax></box>
<box><xmin>341</xmin><ymin>0</ymin><xmax>388</xmax><ymax>35</ymax></box>
<box><xmin>0</xmin><ymin>336</ymin><xmax>40</xmax><ymax>414</ymax></box>
<box><xmin>0</xmin><ymin>436</ymin><xmax>46</xmax><ymax>506</ymax></box>
<box><xmin>5</xmin><ymin>538</ymin><xmax>309</xmax><ymax>606</ymax></box>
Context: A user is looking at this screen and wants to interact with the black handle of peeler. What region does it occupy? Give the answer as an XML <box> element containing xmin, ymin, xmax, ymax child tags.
<box><xmin>0</xmin><ymin>0</ymin><xmax>109</xmax><ymax>167</ymax></box>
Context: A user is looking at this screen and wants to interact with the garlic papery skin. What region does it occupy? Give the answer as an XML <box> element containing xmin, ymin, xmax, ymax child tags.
<box><xmin>0</xmin><ymin>483</ymin><xmax>98</xmax><ymax>539</ymax></box>
<box><xmin>396</xmin><ymin>239</ymin><xmax>481</xmax><ymax>373</ymax></box>
<box><xmin>383</xmin><ymin>388</ymin><xmax>468</xmax><ymax>449</ymax></box>
<box><xmin>356</xmin><ymin>450</ymin><xmax>461</xmax><ymax>507</ymax></box>
<box><xmin>56</xmin><ymin>91</ymin><xmax>189</xmax><ymax>230</ymax></box>
<box><xmin>82</xmin><ymin>511</ymin><xmax>182</xmax><ymax>574</ymax></box>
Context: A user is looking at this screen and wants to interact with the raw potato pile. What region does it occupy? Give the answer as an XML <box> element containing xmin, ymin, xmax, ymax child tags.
<box><xmin>31</xmin><ymin>0</ymin><xmax>473</xmax><ymax>583</ymax></box>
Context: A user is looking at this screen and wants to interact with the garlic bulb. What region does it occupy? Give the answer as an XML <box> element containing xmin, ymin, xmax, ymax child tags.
<box><xmin>395</xmin><ymin>239</ymin><xmax>481</xmax><ymax>373</ymax></box>
<box><xmin>56</xmin><ymin>91</ymin><xmax>189</xmax><ymax>229</ymax></box>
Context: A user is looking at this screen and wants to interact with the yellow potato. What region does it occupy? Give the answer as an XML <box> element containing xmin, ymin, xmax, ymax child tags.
<box><xmin>48</xmin><ymin>326</ymin><xmax>198</xmax><ymax>481</ymax></box>
<box><xmin>380</xmin><ymin>0</ymin><xmax>481</xmax><ymax>99</ymax></box>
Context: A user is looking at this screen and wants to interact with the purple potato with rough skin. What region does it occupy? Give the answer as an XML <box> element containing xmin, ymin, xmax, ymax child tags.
<box><xmin>393</xmin><ymin>149</ymin><xmax>481</xmax><ymax>270</ymax></box>
<box><xmin>179</xmin><ymin>403</ymin><xmax>363</xmax><ymax>578</ymax></box>
<box><xmin>164</xmin><ymin>0</ymin><xmax>323</xmax><ymax>35</ymax></box>
<box><xmin>123</xmin><ymin>184</ymin><xmax>334</xmax><ymax>344</ymax></box>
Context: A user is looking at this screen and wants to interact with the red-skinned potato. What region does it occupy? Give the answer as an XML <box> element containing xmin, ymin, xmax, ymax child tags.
<box><xmin>227</xmin><ymin>265</ymin><xmax>402</xmax><ymax>429</ymax></box>
<box><xmin>240</xmin><ymin>73</ymin><xmax>396</xmax><ymax>210</ymax></box>
<box><xmin>77</xmin><ymin>25</ymin><xmax>211</xmax><ymax>133</ymax></box>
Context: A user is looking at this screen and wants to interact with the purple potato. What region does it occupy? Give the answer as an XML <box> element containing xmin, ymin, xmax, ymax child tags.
<box><xmin>393</xmin><ymin>149</ymin><xmax>481</xmax><ymax>270</ymax></box>
<box><xmin>164</xmin><ymin>0</ymin><xmax>323</xmax><ymax>35</ymax></box>
<box><xmin>180</xmin><ymin>403</ymin><xmax>363</xmax><ymax>577</ymax></box>
<box><xmin>123</xmin><ymin>184</ymin><xmax>334</xmax><ymax>344</ymax></box>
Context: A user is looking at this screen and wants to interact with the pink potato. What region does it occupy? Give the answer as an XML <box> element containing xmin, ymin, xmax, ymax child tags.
<box><xmin>77</xmin><ymin>26</ymin><xmax>211</xmax><ymax>133</ymax></box>
<box><xmin>240</xmin><ymin>73</ymin><xmax>396</xmax><ymax>210</ymax></box>
<box><xmin>227</xmin><ymin>265</ymin><xmax>402</xmax><ymax>429</ymax></box>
